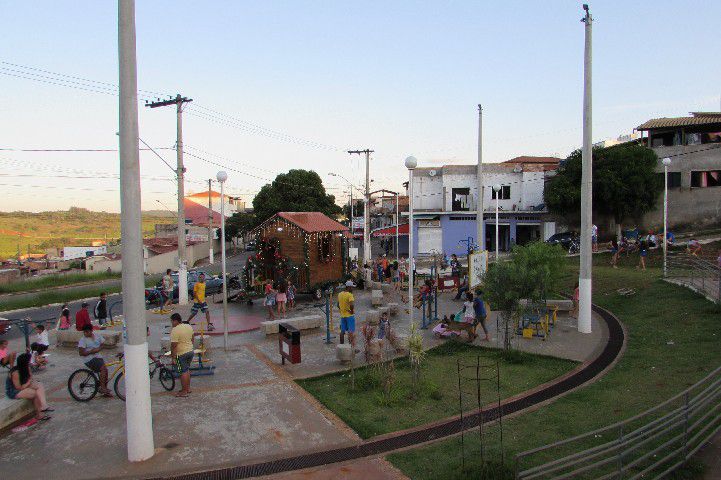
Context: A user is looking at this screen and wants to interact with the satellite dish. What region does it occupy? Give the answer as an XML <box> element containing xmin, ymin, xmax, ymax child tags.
<box><xmin>429</xmin><ymin>169</ymin><xmax>437</xmax><ymax>177</ymax></box>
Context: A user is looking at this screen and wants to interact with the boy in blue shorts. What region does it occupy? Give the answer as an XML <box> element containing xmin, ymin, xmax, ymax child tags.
<box><xmin>187</xmin><ymin>273</ymin><xmax>214</xmax><ymax>331</ymax></box>
<box><xmin>337</xmin><ymin>281</ymin><xmax>356</xmax><ymax>347</ymax></box>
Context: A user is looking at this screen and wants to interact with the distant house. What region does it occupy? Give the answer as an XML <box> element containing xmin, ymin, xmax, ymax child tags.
<box><xmin>60</xmin><ymin>245</ymin><xmax>107</xmax><ymax>260</ymax></box>
<box><xmin>183</xmin><ymin>190</ymin><xmax>243</xmax><ymax>227</ymax></box>
<box><xmin>636</xmin><ymin>112</ymin><xmax>721</xmax><ymax>229</ymax></box>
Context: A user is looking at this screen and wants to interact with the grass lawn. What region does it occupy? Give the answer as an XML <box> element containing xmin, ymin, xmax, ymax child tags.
<box><xmin>387</xmin><ymin>255</ymin><xmax>721</xmax><ymax>479</ymax></box>
<box><xmin>0</xmin><ymin>271</ymin><xmax>120</xmax><ymax>294</ymax></box>
<box><xmin>297</xmin><ymin>342</ymin><xmax>578</xmax><ymax>439</ymax></box>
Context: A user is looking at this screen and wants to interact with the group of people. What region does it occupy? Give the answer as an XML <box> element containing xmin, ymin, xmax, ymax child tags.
<box><xmin>263</xmin><ymin>278</ymin><xmax>297</xmax><ymax>319</ymax></box>
<box><xmin>56</xmin><ymin>293</ymin><xmax>109</xmax><ymax>331</ymax></box>
<box><xmin>371</xmin><ymin>254</ymin><xmax>410</xmax><ymax>291</ymax></box>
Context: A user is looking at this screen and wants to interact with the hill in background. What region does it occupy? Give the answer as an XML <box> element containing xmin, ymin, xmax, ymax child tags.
<box><xmin>0</xmin><ymin>207</ymin><xmax>175</xmax><ymax>259</ymax></box>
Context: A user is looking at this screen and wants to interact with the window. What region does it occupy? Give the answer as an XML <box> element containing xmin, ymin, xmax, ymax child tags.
<box><xmin>451</xmin><ymin>188</ymin><xmax>472</xmax><ymax>211</ymax></box>
<box><xmin>318</xmin><ymin>233</ymin><xmax>332</xmax><ymax>262</ymax></box>
<box><xmin>691</xmin><ymin>170</ymin><xmax>721</xmax><ymax>188</ymax></box>
<box><xmin>450</xmin><ymin>216</ymin><xmax>475</xmax><ymax>221</ymax></box>
<box><xmin>491</xmin><ymin>185</ymin><xmax>511</xmax><ymax>200</ymax></box>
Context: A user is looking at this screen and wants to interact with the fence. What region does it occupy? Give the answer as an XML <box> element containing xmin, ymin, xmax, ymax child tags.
<box><xmin>514</xmin><ymin>365</ymin><xmax>721</xmax><ymax>479</ymax></box>
<box><xmin>666</xmin><ymin>252</ymin><xmax>721</xmax><ymax>304</ymax></box>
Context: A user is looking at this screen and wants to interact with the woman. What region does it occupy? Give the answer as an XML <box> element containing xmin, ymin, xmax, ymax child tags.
<box><xmin>276</xmin><ymin>280</ymin><xmax>288</xmax><ymax>318</ymax></box>
<box><xmin>263</xmin><ymin>280</ymin><xmax>277</xmax><ymax>320</ymax></box>
<box><xmin>609</xmin><ymin>238</ymin><xmax>620</xmax><ymax>269</ymax></box>
<box><xmin>638</xmin><ymin>240</ymin><xmax>648</xmax><ymax>270</ymax></box>
<box><xmin>392</xmin><ymin>261</ymin><xmax>400</xmax><ymax>291</ymax></box>
<box><xmin>6</xmin><ymin>353</ymin><xmax>52</xmax><ymax>421</ymax></box>
<box><xmin>57</xmin><ymin>306</ymin><xmax>71</xmax><ymax>330</ymax></box>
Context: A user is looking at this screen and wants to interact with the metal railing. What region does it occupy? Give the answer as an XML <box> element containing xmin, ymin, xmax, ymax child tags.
<box><xmin>515</xmin><ymin>365</ymin><xmax>721</xmax><ymax>480</ymax></box>
<box><xmin>666</xmin><ymin>252</ymin><xmax>721</xmax><ymax>304</ymax></box>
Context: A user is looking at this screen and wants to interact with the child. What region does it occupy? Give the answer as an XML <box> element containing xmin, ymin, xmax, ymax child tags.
<box><xmin>462</xmin><ymin>292</ymin><xmax>475</xmax><ymax>324</ymax></box>
<box><xmin>392</xmin><ymin>262</ymin><xmax>400</xmax><ymax>291</ymax></box>
<box><xmin>57</xmin><ymin>307</ymin><xmax>71</xmax><ymax>330</ymax></box>
<box><xmin>29</xmin><ymin>343</ymin><xmax>48</xmax><ymax>370</ymax></box>
<box><xmin>638</xmin><ymin>240</ymin><xmax>648</xmax><ymax>270</ymax></box>
<box><xmin>264</xmin><ymin>280</ymin><xmax>277</xmax><ymax>319</ymax></box>
<box><xmin>0</xmin><ymin>339</ymin><xmax>17</xmax><ymax>369</ymax></box>
<box><xmin>286</xmin><ymin>281</ymin><xmax>296</xmax><ymax>309</ymax></box>
<box><xmin>34</xmin><ymin>324</ymin><xmax>50</xmax><ymax>355</ymax></box>
<box><xmin>377</xmin><ymin>311</ymin><xmax>390</xmax><ymax>340</ymax></box>
<box><xmin>571</xmin><ymin>283</ymin><xmax>580</xmax><ymax>319</ymax></box>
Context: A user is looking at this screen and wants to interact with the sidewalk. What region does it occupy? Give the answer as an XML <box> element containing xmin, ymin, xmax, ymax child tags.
<box><xmin>0</xmin><ymin>285</ymin><xmax>607</xmax><ymax>479</ymax></box>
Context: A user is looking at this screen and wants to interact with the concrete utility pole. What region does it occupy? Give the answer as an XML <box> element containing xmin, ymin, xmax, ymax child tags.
<box><xmin>208</xmin><ymin>179</ymin><xmax>214</xmax><ymax>264</ymax></box>
<box><xmin>118</xmin><ymin>0</ymin><xmax>154</xmax><ymax>461</ymax></box>
<box><xmin>476</xmin><ymin>104</ymin><xmax>484</xmax><ymax>252</ymax></box>
<box><xmin>145</xmin><ymin>93</ymin><xmax>192</xmax><ymax>305</ymax></box>
<box><xmin>348</xmin><ymin>149</ymin><xmax>374</xmax><ymax>264</ymax></box>
<box><xmin>578</xmin><ymin>4</ymin><xmax>593</xmax><ymax>334</ymax></box>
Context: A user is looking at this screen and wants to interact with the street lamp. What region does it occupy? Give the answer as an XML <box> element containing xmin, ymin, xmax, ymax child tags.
<box><xmin>493</xmin><ymin>184</ymin><xmax>501</xmax><ymax>261</ymax></box>
<box><xmin>216</xmin><ymin>170</ymin><xmax>229</xmax><ymax>351</ymax></box>
<box><xmin>662</xmin><ymin>157</ymin><xmax>671</xmax><ymax>277</ymax></box>
<box><xmin>405</xmin><ymin>156</ymin><xmax>417</xmax><ymax>328</ymax></box>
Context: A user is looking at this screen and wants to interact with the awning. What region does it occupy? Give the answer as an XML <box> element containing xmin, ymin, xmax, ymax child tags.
<box><xmin>371</xmin><ymin>223</ymin><xmax>409</xmax><ymax>237</ymax></box>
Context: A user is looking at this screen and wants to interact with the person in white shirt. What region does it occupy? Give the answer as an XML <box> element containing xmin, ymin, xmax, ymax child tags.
<box><xmin>34</xmin><ymin>324</ymin><xmax>50</xmax><ymax>354</ymax></box>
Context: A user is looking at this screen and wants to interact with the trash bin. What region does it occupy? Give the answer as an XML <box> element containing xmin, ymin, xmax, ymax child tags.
<box><xmin>278</xmin><ymin>323</ymin><xmax>301</xmax><ymax>365</ymax></box>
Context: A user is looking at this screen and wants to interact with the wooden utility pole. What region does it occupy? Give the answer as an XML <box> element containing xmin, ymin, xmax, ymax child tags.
<box><xmin>145</xmin><ymin>93</ymin><xmax>192</xmax><ymax>304</ymax></box>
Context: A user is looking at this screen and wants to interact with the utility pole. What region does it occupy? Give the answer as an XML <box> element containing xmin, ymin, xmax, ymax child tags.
<box><xmin>348</xmin><ymin>149</ymin><xmax>374</xmax><ymax>264</ymax></box>
<box><xmin>208</xmin><ymin>179</ymin><xmax>214</xmax><ymax>264</ymax></box>
<box><xmin>118</xmin><ymin>0</ymin><xmax>154</xmax><ymax>461</ymax></box>
<box><xmin>476</xmin><ymin>104</ymin><xmax>484</xmax><ymax>252</ymax></box>
<box><xmin>146</xmin><ymin>93</ymin><xmax>192</xmax><ymax>305</ymax></box>
<box><xmin>578</xmin><ymin>4</ymin><xmax>593</xmax><ymax>334</ymax></box>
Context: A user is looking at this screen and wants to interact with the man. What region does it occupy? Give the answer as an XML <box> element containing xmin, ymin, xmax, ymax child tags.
<box><xmin>170</xmin><ymin>313</ymin><xmax>194</xmax><ymax>397</ymax></box>
<box><xmin>75</xmin><ymin>302</ymin><xmax>92</xmax><ymax>331</ymax></box>
<box><xmin>473</xmin><ymin>289</ymin><xmax>490</xmax><ymax>341</ymax></box>
<box><xmin>338</xmin><ymin>281</ymin><xmax>356</xmax><ymax>347</ymax></box>
<box><xmin>162</xmin><ymin>269</ymin><xmax>174</xmax><ymax>309</ymax></box>
<box><xmin>591</xmin><ymin>224</ymin><xmax>598</xmax><ymax>252</ymax></box>
<box><xmin>376</xmin><ymin>255</ymin><xmax>384</xmax><ymax>283</ymax></box>
<box><xmin>94</xmin><ymin>292</ymin><xmax>108</xmax><ymax>326</ymax></box>
<box><xmin>187</xmin><ymin>273</ymin><xmax>214</xmax><ymax>331</ymax></box>
<box><xmin>78</xmin><ymin>324</ymin><xmax>111</xmax><ymax>397</ymax></box>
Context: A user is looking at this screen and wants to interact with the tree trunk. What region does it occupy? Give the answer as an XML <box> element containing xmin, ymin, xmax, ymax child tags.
<box><xmin>616</xmin><ymin>222</ymin><xmax>622</xmax><ymax>242</ymax></box>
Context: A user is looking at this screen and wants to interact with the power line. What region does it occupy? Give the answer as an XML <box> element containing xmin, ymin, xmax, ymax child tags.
<box><xmin>0</xmin><ymin>147</ymin><xmax>175</xmax><ymax>152</ymax></box>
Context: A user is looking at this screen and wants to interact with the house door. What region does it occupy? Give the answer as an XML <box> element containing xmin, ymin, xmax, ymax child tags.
<box><xmin>417</xmin><ymin>226</ymin><xmax>443</xmax><ymax>255</ymax></box>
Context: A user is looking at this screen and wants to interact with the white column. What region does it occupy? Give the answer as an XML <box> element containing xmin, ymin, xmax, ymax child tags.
<box><xmin>118</xmin><ymin>0</ymin><xmax>154</xmax><ymax>461</ymax></box>
<box><xmin>476</xmin><ymin>104</ymin><xmax>484</xmax><ymax>252</ymax></box>
<box><xmin>395</xmin><ymin>193</ymin><xmax>399</xmax><ymax>264</ymax></box>
<box><xmin>364</xmin><ymin>151</ymin><xmax>371</xmax><ymax>263</ymax></box>
<box><xmin>578</xmin><ymin>5</ymin><xmax>593</xmax><ymax>334</ymax></box>
<box><xmin>217</xmin><ymin>171</ymin><xmax>229</xmax><ymax>351</ymax></box>
<box><xmin>176</xmin><ymin>100</ymin><xmax>188</xmax><ymax>305</ymax></box>
<box><xmin>405</xmin><ymin>156</ymin><xmax>417</xmax><ymax>327</ymax></box>
<box><xmin>662</xmin><ymin>158</ymin><xmax>671</xmax><ymax>277</ymax></box>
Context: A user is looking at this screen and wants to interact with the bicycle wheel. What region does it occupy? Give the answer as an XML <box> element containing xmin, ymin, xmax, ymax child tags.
<box><xmin>114</xmin><ymin>372</ymin><xmax>126</xmax><ymax>401</ymax></box>
<box><xmin>68</xmin><ymin>369</ymin><xmax>99</xmax><ymax>402</ymax></box>
<box><xmin>158</xmin><ymin>367</ymin><xmax>175</xmax><ymax>392</ymax></box>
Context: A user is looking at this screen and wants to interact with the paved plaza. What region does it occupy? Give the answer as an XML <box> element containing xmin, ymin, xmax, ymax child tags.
<box><xmin>0</xmin><ymin>285</ymin><xmax>608</xmax><ymax>479</ymax></box>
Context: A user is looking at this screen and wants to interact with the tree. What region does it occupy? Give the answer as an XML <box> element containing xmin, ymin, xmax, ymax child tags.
<box><xmin>225</xmin><ymin>212</ymin><xmax>256</xmax><ymax>241</ymax></box>
<box><xmin>544</xmin><ymin>143</ymin><xmax>662</xmax><ymax>238</ymax></box>
<box><xmin>483</xmin><ymin>242</ymin><xmax>566</xmax><ymax>350</ymax></box>
<box><xmin>252</xmin><ymin>169</ymin><xmax>342</xmax><ymax>224</ymax></box>
<box><xmin>341</xmin><ymin>199</ymin><xmax>365</xmax><ymax>222</ymax></box>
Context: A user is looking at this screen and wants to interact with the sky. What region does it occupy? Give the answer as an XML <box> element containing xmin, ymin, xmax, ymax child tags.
<box><xmin>1</xmin><ymin>0</ymin><xmax>720</xmax><ymax>213</ymax></box>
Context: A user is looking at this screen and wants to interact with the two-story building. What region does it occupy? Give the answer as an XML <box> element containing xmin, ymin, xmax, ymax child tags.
<box><xmin>636</xmin><ymin>112</ymin><xmax>721</xmax><ymax>230</ymax></box>
<box><xmin>406</xmin><ymin>156</ymin><xmax>559</xmax><ymax>256</ymax></box>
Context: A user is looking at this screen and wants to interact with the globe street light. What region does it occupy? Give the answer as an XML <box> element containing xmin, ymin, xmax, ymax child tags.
<box><xmin>405</xmin><ymin>156</ymin><xmax>417</xmax><ymax>328</ymax></box>
<box><xmin>493</xmin><ymin>184</ymin><xmax>501</xmax><ymax>261</ymax></box>
<box><xmin>662</xmin><ymin>157</ymin><xmax>671</xmax><ymax>277</ymax></box>
<box><xmin>216</xmin><ymin>170</ymin><xmax>229</xmax><ymax>351</ymax></box>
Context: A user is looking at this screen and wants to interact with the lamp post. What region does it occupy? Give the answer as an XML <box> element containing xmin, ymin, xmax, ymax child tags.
<box><xmin>493</xmin><ymin>184</ymin><xmax>501</xmax><ymax>261</ymax></box>
<box><xmin>216</xmin><ymin>170</ymin><xmax>229</xmax><ymax>351</ymax></box>
<box><xmin>405</xmin><ymin>156</ymin><xmax>417</xmax><ymax>327</ymax></box>
<box><xmin>662</xmin><ymin>157</ymin><xmax>671</xmax><ymax>277</ymax></box>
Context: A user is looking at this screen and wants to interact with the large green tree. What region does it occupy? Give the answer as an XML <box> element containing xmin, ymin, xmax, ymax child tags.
<box><xmin>252</xmin><ymin>169</ymin><xmax>342</xmax><ymax>224</ymax></box>
<box><xmin>544</xmin><ymin>143</ymin><xmax>662</xmax><ymax>237</ymax></box>
<box><xmin>225</xmin><ymin>212</ymin><xmax>256</xmax><ymax>240</ymax></box>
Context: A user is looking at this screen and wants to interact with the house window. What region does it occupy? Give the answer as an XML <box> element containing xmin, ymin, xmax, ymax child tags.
<box><xmin>450</xmin><ymin>216</ymin><xmax>475</xmax><ymax>221</ymax></box>
<box><xmin>451</xmin><ymin>188</ymin><xmax>472</xmax><ymax>211</ymax></box>
<box><xmin>660</xmin><ymin>171</ymin><xmax>681</xmax><ymax>188</ymax></box>
<box><xmin>691</xmin><ymin>170</ymin><xmax>721</xmax><ymax>188</ymax></box>
<box><xmin>491</xmin><ymin>185</ymin><xmax>511</xmax><ymax>200</ymax></box>
<box><xmin>319</xmin><ymin>233</ymin><xmax>332</xmax><ymax>262</ymax></box>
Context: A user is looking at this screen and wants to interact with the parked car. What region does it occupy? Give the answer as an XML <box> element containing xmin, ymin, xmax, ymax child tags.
<box><xmin>145</xmin><ymin>269</ymin><xmax>224</xmax><ymax>305</ymax></box>
<box><xmin>245</xmin><ymin>240</ymin><xmax>256</xmax><ymax>251</ymax></box>
<box><xmin>546</xmin><ymin>231</ymin><xmax>578</xmax><ymax>251</ymax></box>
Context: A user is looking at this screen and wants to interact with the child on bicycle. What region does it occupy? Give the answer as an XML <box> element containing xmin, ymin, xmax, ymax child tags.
<box><xmin>78</xmin><ymin>324</ymin><xmax>112</xmax><ymax>397</ymax></box>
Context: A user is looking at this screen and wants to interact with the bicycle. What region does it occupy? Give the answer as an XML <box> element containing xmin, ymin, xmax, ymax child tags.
<box><xmin>67</xmin><ymin>354</ymin><xmax>175</xmax><ymax>402</ymax></box>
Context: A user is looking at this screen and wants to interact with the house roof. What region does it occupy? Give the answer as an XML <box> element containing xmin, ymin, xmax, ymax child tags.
<box><xmin>503</xmin><ymin>156</ymin><xmax>560</xmax><ymax>166</ymax></box>
<box><xmin>276</xmin><ymin>212</ymin><xmax>349</xmax><ymax>233</ymax></box>
<box><xmin>143</xmin><ymin>237</ymin><xmax>201</xmax><ymax>255</ymax></box>
<box><xmin>187</xmin><ymin>190</ymin><xmax>222</xmax><ymax>199</ymax></box>
<box><xmin>636</xmin><ymin>113</ymin><xmax>721</xmax><ymax>130</ymax></box>
<box><xmin>371</xmin><ymin>223</ymin><xmax>409</xmax><ymax>237</ymax></box>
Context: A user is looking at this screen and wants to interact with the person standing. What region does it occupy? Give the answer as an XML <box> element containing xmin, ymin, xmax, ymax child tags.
<box><xmin>75</xmin><ymin>302</ymin><xmax>92</xmax><ymax>331</ymax></box>
<box><xmin>263</xmin><ymin>280</ymin><xmax>277</xmax><ymax>319</ymax></box>
<box><xmin>276</xmin><ymin>280</ymin><xmax>288</xmax><ymax>318</ymax></box>
<box><xmin>473</xmin><ymin>289</ymin><xmax>490</xmax><ymax>341</ymax></box>
<box><xmin>170</xmin><ymin>313</ymin><xmax>194</xmax><ymax>398</ymax></box>
<box><xmin>610</xmin><ymin>238</ymin><xmax>620</xmax><ymax>269</ymax></box>
<box><xmin>638</xmin><ymin>240</ymin><xmax>648</xmax><ymax>270</ymax></box>
<box><xmin>94</xmin><ymin>292</ymin><xmax>108</xmax><ymax>326</ymax></box>
<box><xmin>592</xmin><ymin>224</ymin><xmax>598</xmax><ymax>252</ymax></box>
<box><xmin>338</xmin><ymin>281</ymin><xmax>356</xmax><ymax>347</ymax></box>
<box><xmin>376</xmin><ymin>255</ymin><xmax>384</xmax><ymax>283</ymax></box>
<box><xmin>286</xmin><ymin>280</ymin><xmax>296</xmax><ymax>309</ymax></box>
<box><xmin>162</xmin><ymin>269</ymin><xmax>174</xmax><ymax>309</ymax></box>
<box><xmin>571</xmin><ymin>283</ymin><xmax>580</xmax><ymax>319</ymax></box>
<box><xmin>187</xmin><ymin>273</ymin><xmax>214</xmax><ymax>331</ymax></box>
<box><xmin>450</xmin><ymin>254</ymin><xmax>461</xmax><ymax>280</ymax></box>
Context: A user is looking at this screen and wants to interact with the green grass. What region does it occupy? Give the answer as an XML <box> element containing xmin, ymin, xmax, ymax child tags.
<box><xmin>387</xmin><ymin>258</ymin><xmax>721</xmax><ymax>479</ymax></box>
<box><xmin>0</xmin><ymin>271</ymin><xmax>121</xmax><ymax>294</ymax></box>
<box><xmin>297</xmin><ymin>342</ymin><xmax>577</xmax><ymax>439</ymax></box>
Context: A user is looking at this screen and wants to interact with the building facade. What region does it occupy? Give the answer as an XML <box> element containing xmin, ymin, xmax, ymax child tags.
<box><xmin>406</xmin><ymin>157</ymin><xmax>559</xmax><ymax>256</ymax></box>
<box><xmin>636</xmin><ymin>112</ymin><xmax>721</xmax><ymax>230</ymax></box>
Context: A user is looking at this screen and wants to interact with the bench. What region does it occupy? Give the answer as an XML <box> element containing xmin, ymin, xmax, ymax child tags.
<box><xmin>260</xmin><ymin>315</ymin><xmax>323</xmax><ymax>335</ymax></box>
<box><xmin>56</xmin><ymin>329</ymin><xmax>123</xmax><ymax>348</ymax></box>
<box><xmin>0</xmin><ymin>396</ymin><xmax>34</xmax><ymax>431</ymax></box>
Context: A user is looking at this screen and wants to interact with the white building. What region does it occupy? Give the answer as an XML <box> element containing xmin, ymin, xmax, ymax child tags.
<box><xmin>60</xmin><ymin>245</ymin><xmax>108</xmax><ymax>261</ymax></box>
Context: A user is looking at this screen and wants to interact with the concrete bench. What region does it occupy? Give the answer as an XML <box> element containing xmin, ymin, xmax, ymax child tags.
<box><xmin>260</xmin><ymin>315</ymin><xmax>323</xmax><ymax>335</ymax></box>
<box><xmin>0</xmin><ymin>396</ymin><xmax>34</xmax><ymax>431</ymax></box>
<box><xmin>336</xmin><ymin>343</ymin><xmax>354</xmax><ymax>364</ymax></box>
<box><xmin>366</xmin><ymin>309</ymin><xmax>380</xmax><ymax>326</ymax></box>
<box><xmin>381</xmin><ymin>283</ymin><xmax>393</xmax><ymax>295</ymax></box>
<box><xmin>387</xmin><ymin>303</ymin><xmax>399</xmax><ymax>316</ymax></box>
<box><xmin>56</xmin><ymin>329</ymin><xmax>123</xmax><ymax>348</ymax></box>
<box><xmin>371</xmin><ymin>290</ymin><xmax>384</xmax><ymax>306</ymax></box>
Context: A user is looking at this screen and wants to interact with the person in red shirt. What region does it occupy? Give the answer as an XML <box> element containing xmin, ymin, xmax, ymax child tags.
<box><xmin>75</xmin><ymin>303</ymin><xmax>92</xmax><ymax>331</ymax></box>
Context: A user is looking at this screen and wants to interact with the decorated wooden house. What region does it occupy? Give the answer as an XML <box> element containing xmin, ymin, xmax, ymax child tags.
<box><xmin>247</xmin><ymin>212</ymin><xmax>349</xmax><ymax>297</ymax></box>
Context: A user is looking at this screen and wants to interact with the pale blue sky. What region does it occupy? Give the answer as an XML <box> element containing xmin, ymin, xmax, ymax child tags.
<box><xmin>1</xmin><ymin>0</ymin><xmax>719</xmax><ymax>212</ymax></box>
